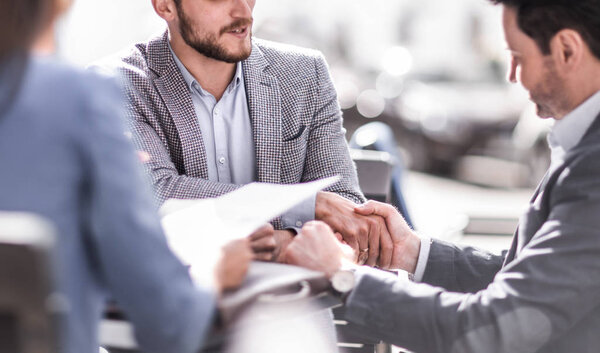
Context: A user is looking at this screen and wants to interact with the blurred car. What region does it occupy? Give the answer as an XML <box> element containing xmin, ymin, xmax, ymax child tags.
<box><xmin>392</xmin><ymin>71</ymin><xmax>529</xmax><ymax>174</ymax></box>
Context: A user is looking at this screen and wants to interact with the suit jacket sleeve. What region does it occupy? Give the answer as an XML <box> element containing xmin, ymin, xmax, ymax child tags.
<box><xmin>343</xmin><ymin>146</ymin><xmax>600</xmax><ymax>353</ymax></box>
<box><xmin>421</xmin><ymin>238</ymin><xmax>507</xmax><ymax>293</ymax></box>
<box><xmin>79</xmin><ymin>77</ymin><xmax>215</xmax><ymax>353</ymax></box>
<box><xmin>302</xmin><ymin>54</ymin><xmax>365</xmax><ymax>204</ymax></box>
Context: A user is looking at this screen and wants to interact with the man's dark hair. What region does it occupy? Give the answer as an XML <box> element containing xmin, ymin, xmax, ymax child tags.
<box><xmin>491</xmin><ymin>0</ymin><xmax>600</xmax><ymax>60</ymax></box>
<box><xmin>0</xmin><ymin>0</ymin><xmax>51</xmax><ymax>58</ymax></box>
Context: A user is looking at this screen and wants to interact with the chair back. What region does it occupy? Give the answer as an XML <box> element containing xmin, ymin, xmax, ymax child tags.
<box><xmin>0</xmin><ymin>212</ymin><xmax>58</xmax><ymax>353</ymax></box>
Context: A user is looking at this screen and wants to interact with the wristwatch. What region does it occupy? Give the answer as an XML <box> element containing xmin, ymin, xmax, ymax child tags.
<box><xmin>330</xmin><ymin>268</ymin><xmax>356</xmax><ymax>297</ymax></box>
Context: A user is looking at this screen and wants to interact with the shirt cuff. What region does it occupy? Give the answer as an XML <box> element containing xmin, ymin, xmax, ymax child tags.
<box><xmin>412</xmin><ymin>235</ymin><xmax>431</xmax><ymax>282</ymax></box>
<box><xmin>280</xmin><ymin>193</ymin><xmax>316</xmax><ymax>230</ymax></box>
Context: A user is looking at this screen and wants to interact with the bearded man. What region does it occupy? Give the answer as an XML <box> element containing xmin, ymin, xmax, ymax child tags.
<box><xmin>284</xmin><ymin>1</ymin><xmax>600</xmax><ymax>352</ymax></box>
<box><xmin>100</xmin><ymin>0</ymin><xmax>397</xmax><ymax>268</ymax></box>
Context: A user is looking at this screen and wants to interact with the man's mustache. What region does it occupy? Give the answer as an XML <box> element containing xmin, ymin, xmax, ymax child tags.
<box><xmin>220</xmin><ymin>18</ymin><xmax>253</xmax><ymax>35</ymax></box>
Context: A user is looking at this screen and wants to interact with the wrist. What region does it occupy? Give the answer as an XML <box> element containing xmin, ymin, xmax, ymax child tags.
<box><xmin>315</xmin><ymin>191</ymin><xmax>327</xmax><ymax>220</ymax></box>
<box><xmin>396</xmin><ymin>232</ymin><xmax>421</xmax><ymax>274</ymax></box>
<box><xmin>325</xmin><ymin>258</ymin><xmax>356</xmax><ymax>279</ymax></box>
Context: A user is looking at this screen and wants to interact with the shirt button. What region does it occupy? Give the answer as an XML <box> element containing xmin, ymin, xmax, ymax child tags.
<box><xmin>219</xmin><ymin>157</ymin><xmax>226</xmax><ymax>164</ymax></box>
<box><xmin>214</xmin><ymin>108</ymin><xmax>220</xmax><ymax>116</ymax></box>
<box><xmin>296</xmin><ymin>221</ymin><xmax>303</xmax><ymax>228</ymax></box>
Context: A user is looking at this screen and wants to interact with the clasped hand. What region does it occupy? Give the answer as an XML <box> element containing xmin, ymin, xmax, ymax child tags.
<box><xmin>315</xmin><ymin>193</ymin><xmax>420</xmax><ymax>272</ymax></box>
<box><xmin>316</xmin><ymin>192</ymin><xmax>395</xmax><ymax>268</ymax></box>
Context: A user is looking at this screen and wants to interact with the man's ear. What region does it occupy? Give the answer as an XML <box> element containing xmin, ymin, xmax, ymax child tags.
<box><xmin>151</xmin><ymin>0</ymin><xmax>178</xmax><ymax>22</ymax></box>
<box><xmin>551</xmin><ymin>29</ymin><xmax>584</xmax><ymax>73</ymax></box>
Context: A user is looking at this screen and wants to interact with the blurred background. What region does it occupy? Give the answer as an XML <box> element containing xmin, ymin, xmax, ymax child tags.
<box><xmin>56</xmin><ymin>0</ymin><xmax>553</xmax><ymax>251</ymax></box>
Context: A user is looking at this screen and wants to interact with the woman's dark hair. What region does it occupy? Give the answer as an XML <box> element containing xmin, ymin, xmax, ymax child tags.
<box><xmin>490</xmin><ymin>0</ymin><xmax>600</xmax><ymax>60</ymax></box>
<box><xmin>0</xmin><ymin>0</ymin><xmax>52</xmax><ymax>117</ymax></box>
<box><xmin>0</xmin><ymin>0</ymin><xmax>52</xmax><ymax>58</ymax></box>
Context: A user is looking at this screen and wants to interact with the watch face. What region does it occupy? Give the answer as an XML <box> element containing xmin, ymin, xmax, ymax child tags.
<box><xmin>332</xmin><ymin>270</ymin><xmax>355</xmax><ymax>293</ymax></box>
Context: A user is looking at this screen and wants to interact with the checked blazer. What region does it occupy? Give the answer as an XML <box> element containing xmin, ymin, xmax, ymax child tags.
<box><xmin>104</xmin><ymin>31</ymin><xmax>364</xmax><ymax>211</ymax></box>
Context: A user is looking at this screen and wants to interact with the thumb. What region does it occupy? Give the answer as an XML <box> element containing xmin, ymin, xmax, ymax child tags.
<box><xmin>354</xmin><ymin>200</ymin><xmax>376</xmax><ymax>215</ymax></box>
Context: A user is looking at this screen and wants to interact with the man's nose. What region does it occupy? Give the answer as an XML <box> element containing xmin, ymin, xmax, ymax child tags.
<box><xmin>231</xmin><ymin>0</ymin><xmax>253</xmax><ymax>19</ymax></box>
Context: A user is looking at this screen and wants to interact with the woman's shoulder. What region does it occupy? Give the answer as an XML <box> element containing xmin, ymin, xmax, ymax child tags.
<box><xmin>29</xmin><ymin>57</ymin><xmax>120</xmax><ymax>100</ymax></box>
<box><xmin>24</xmin><ymin>57</ymin><xmax>123</xmax><ymax>123</ymax></box>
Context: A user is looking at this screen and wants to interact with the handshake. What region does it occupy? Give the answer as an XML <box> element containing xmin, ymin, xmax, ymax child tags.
<box><xmin>212</xmin><ymin>191</ymin><xmax>422</xmax><ymax>294</ymax></box>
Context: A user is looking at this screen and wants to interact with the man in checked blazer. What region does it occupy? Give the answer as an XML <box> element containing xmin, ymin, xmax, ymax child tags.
<box><xmin>100</xmin><ymin>0</ymin><xmax>397</xmax><ymax>266</ymax></box>
<box><xmin>285</xmin><ymin>0</ymin><xmax>600</xmax><ymax>352</ymax></box>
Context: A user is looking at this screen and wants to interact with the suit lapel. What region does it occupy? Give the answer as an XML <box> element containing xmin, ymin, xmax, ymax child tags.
<box><xmin>242</xmin><ymin>43</ymin><xmax>282</xmax><ymax>183</ymax></box>
<box><xmin>504</xmin><ymin>171</ymin><xmax>549</xmax><ymax>265</ymax></box>
<box><xmin>506</xmin><ymin>112</ymin><xmax>600</xmax><ymax>265</ymax></box>
<box><xmin>147</xmin><ymin>32</ymin><xmax>209</xmax><ymax>179</ymax></box>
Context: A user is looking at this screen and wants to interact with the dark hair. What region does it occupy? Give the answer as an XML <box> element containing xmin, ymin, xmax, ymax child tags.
<box><xmin>490</xmin><ymin>0</ymin><xmax>600</xmax><ymax>60</ymax></box>
<box><xmin>0</xmin><ymin>0</ymin><xmax>52</xmax><ymax>117</ymax></box>
<box><xmin>0</xmin><ymin>0</ymin><xmax>51</xmax><ymax>59</ymax></box>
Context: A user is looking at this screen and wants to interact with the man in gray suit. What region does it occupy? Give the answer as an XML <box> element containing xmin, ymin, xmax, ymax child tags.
<box><xmin>285</xmin><ymin>1</ymin><xmax>600</xmax><ymax>352</ymax></box>
<box><xmin>101</xmin><ymin>0</ymin><xmax>395</xmax><ymax>267</ymax></box>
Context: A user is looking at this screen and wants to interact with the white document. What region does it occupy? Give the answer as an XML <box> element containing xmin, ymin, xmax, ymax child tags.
<box><xmin>159</xmin><ymin>176</ymin><xmax>339</xmax><ymax>281</ymax></box>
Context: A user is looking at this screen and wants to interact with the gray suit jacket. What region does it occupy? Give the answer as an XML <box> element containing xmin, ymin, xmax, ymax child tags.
<box><xmin>0</xmin><ymin>56</ymin><xmax>214</xmax><ymax>353</ymax></box>
<box><xmin>102</xmin><ymin>32</ymin><xmax>364</xmax><ymax>213</ymax></box>
<box><xmin>343</xmin><ymin>114</ymin><xmax>600</xmax><ymax>353</ymax></box>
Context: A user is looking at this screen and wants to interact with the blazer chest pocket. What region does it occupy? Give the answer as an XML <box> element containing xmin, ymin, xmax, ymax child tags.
<box><xmin>281</xmin><ymin>125</ymin><xmax>309</xmax><ymax>180</ymax></box>
<box><xmin>282</xmin><ymin>125</ymin><xmax>307</xmax><ymax>142</ymax></box>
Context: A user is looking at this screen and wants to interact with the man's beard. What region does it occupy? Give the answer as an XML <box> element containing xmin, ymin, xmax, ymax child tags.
<box><xmin>177</xmin><ymin>7</ymin><xmax>252</xmax><ymax>63</ymax></box>
<box><xmin>530</xmin><ymin>58</ymin><xmax>568</xmax><ymax>119</ymax></box>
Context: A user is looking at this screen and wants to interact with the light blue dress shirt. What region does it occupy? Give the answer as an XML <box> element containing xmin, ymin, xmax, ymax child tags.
<box><xmin>412</xmin><ymin>90</ymin><xmax>600</xmax><ymax>282</ymax></box>
<box><xmin>170</xmin><ymin>47</ymin><xmax>315</xmax><ymax>229</ymax></box>
<box><xmin>547</xmin><ymin>90</ymin><xmax>600</xmax><ymax>169</ymax></box>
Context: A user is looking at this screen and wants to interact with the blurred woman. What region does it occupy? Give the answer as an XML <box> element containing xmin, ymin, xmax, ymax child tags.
<box><xmin>0</xmin><ymin>1</ymin><xmax>254</xmax><ymax>353</ymax></box>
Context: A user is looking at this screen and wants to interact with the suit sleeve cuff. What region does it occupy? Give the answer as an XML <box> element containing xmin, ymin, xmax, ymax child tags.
<box><xmin>412</xmin><ymin>235</ymin><xmax>431</xmax><ymax>282</ymax></box>
<box><xmin>280</xmin><ymin>193</ymin><xmax>316</xmax><ymax>230</ymax></box>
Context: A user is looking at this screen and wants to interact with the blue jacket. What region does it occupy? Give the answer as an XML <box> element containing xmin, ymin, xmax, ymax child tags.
<box><xmin>0</xmin><ymin>56</ymin><xmax>215</xmax><ymax>353</ymax></box>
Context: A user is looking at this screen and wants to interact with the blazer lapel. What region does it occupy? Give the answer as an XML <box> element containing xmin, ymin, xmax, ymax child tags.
<box><xmin>147</xmin><ymin>32</ymin><xmax>209</xmax><ymax>179</ymax></box>
<box><xmin>506</xmin><ymin>112</ymin><xmax>600</xmax><ymax>265</ymax></box>
<box><xmin>504</xmin><ymin>171</ymin><xmax>548</xmax><ymax>265</ymax></box>
<box><xmin>242</xmin><ymin>43</ymin><xmax>282</xmax><ymax>184</ymax></box>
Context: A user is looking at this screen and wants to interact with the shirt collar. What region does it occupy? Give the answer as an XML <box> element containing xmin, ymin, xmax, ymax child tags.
<box><xmin>549</xmin><ymin>90</ymin><xmax>600</xmax><ymax>153</ymax></box>
<box><xmin>168</xmin><ymin>43</ymin><xmax>243</xmax><ymax>97</ymax></box>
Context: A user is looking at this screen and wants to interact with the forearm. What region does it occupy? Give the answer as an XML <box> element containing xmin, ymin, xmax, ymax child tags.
<box><xmin>421</xmin><ymin>238</ymin><xmax>505</xmax><ymax>293</ymax></box>
<box><xmin>343</xmin><ymin>264</ymin><xmax>558</xmax><ymax>353</ymax></box>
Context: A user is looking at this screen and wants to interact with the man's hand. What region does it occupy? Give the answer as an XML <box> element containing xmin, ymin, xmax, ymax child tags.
<box><xmin>316</xmin><ymin>191</ymin><xmax>393</xmax><ymax>268</ymax></box>
<box><xmin>355</xmin><ymin>200</ymin><xmax>421</xmax><ymax>273</ymax></box>
<box><xmin>284</xmin><ymin>221</ymin><xmax>354</xmax><ymax>278</ymax></box>
<box><xmin>272</xmin><ymin>229</ymin><xmax>295</xmax><ymax>263</ymax></box>
<box><xmin>213</xmin><ymin>238</ymin><xmax>253</xmax><ymax>294</ymax></box>
<box><xmin>249</xmin><ymin>224</ymin><xmax>276</xmax><ymax>261</ymax></box>
<box><xmin>250</xmin><ymin>226</ymin><xmax>296</xmax><ymax>263</ymax></box>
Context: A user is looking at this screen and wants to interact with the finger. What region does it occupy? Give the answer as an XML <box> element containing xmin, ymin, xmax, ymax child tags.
<box><xmin>357</xmin><ymin>247</ymin><xmax>369</xmax><ymax>265</ymax></box>
<box><xmin>340</xmin><ymin>243</ymin><xmax>358</xmax><ymax>263</ymax></box>
<box><xmin>355</xmin><ymin>200</ymin><xmax>392</xmax><ymax>218</ymax></box>
<box><xmin>223</xmin><ymin>237</ymin><xmax>250</xmax><ymax>253</ymax></box>
<box><xmin>337</xmin><ymin>228</ymin><xmax>359</xmax><ymax>255</ymax></box>
<box><xmin>334</xmin><ymin>232</ymin><xmax>343</xmax><ymax>242</ymax></box>
<box><xmin>253</xmin><ymin>251</ymin><xmax>274</xmax><ymax>262</ymax></box>
<box><xmin>377</xmin><ymin>217</ymin><xmax>393</xmax><ymax>269</ymax></box>
<box><xmin>354</xmin><ymin>200</ymin><xmax>377</xmax><ymax>215</ymax></box>
<box><xmin>251</xmin><ymin>236</ymin><xmax>276</xmax><ymax>252</ymax></box>
<box><xmin>356</xmin><ymin>216</ymin><xmax>370</xmax><ymax>255</ymax></box>
<box><xmin>366</xmin><ymin>218</ymin><xmax>380</xmax><ymax>267</ymax></box>
<box><xmin>249</xmin><ymin>224</ymin><xmax>275</xmax><ymax>240</ymax></box>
